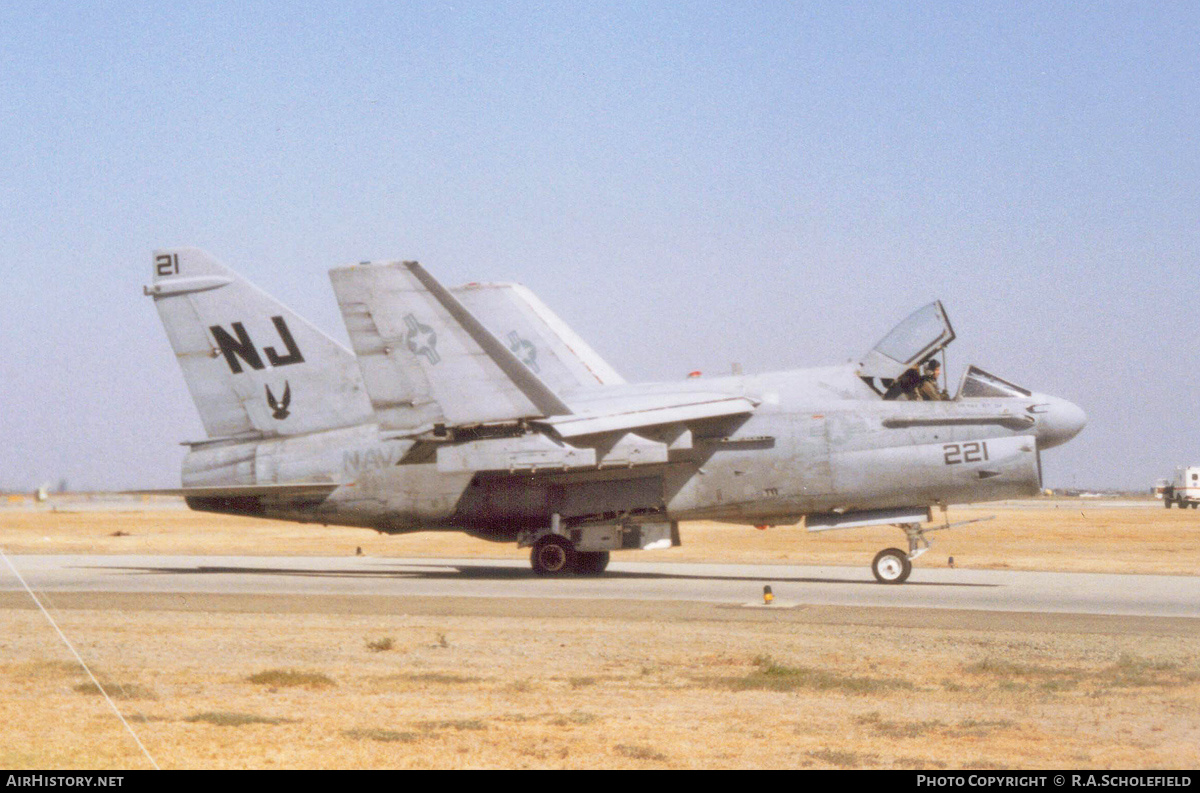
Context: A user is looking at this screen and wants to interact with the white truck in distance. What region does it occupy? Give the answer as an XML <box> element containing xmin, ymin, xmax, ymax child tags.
<box><xmin>1162</xmin><ymin>466</ymin><xmax>1200</xmax><ymax>509</ymax></box>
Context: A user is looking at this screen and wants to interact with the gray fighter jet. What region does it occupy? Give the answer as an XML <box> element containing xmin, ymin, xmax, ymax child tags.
<box><xmin>137</xmin><ymin>249</ymin><xmax>1086</xmax><ymax>583</ymax></box>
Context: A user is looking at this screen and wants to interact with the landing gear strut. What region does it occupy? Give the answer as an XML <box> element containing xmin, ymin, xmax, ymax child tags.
<box><xmin>871</xmin><ymin>522</ymin><xmax>929</xmax><ymax>584</ymax></box>
<box><xmin>903</xmin><ymin>522</ymin><xmax>931</xmax><ymax>562</ymax></box>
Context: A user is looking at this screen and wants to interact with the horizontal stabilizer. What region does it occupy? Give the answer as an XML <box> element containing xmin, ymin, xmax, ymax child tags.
<box><xmin>538</xmin><ymin>393</ymin><xmax>757</xmax><ymax>438</ymax></box>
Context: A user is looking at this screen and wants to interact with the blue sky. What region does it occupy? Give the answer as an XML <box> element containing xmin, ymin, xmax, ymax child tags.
<box><xmin>1</xmin><ymin>2</ymin><xmax>1196</xmax><ymax>490</ymax></box>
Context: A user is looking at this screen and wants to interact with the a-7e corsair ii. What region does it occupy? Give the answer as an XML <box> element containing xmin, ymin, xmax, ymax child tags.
<box><xmin>138</xmin><ymin>249</ymin><xmax>1086</xmax><ymax>583</ymax></box>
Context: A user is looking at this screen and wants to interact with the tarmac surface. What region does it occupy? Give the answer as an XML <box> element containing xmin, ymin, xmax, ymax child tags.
<box><xmin>4</xmin><ymin>553</ymin><xmax>1198</xmax><ymax>622</ymax></box>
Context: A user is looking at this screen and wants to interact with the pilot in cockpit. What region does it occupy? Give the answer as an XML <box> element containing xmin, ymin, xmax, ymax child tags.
<box><xmin>866</xmin><ymin>301</ymin><xmax>956</xmax><ymax>401</ymax></box>
<box><xmin>882</xmin><ymin>358</ymin><xmax>944</xmax><ymax>401</ymax></box>
<box><xmin>916</xmin><ymin>359</ymin><xmax>947</xmax><ymax>401</ymax></box>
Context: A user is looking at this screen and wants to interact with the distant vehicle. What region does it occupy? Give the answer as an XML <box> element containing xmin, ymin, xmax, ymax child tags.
<box><xmin>133</xmin><ymin>249</ymin><xmax>1086</xmax><ymax>583</ymax></box>
<box><xmin>1162</xmin><ymin>467</ymin><xmax>1200</xmax><ymax>509</ymax></box>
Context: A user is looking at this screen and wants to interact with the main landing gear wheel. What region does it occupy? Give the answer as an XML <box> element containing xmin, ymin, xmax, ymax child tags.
<box><xmin>872</xmin><ymin>548</ymin><xmax>912</xmax><ymax>584</ymax></box>
<box><xmin>573</xmin><ymin>551</ymin><xmax>610</xmax><ymax>576</ymax></box>
<box><xmin>531</xmin><ymin>535</ymin><xmax>576</xmax><ymax>576</ymax></box>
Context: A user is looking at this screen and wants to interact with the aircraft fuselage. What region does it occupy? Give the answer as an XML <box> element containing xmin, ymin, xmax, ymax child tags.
<box><xmin>181</xmin><ymin>364</ymin><xmax>1082</xmax><ymax>540</ymax></box>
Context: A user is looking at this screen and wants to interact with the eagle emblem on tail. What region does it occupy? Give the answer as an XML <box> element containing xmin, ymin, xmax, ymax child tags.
<box><xmin>265</xmin><ymin>381</ymin><xmax>291</xmax><ymax>420</ymax></box>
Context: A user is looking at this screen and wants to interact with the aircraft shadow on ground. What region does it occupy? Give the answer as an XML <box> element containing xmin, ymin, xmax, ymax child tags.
<box><xmin>81</xmin><ymin>563</ymin><xmax>998</xmax><ymax>588</ymax></box>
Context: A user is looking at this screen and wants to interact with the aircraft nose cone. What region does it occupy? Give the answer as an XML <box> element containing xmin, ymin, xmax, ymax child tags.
<box><xmin>1034</xmin><ymin>397</ymin><xmax>1087</xmax><ymax>449</ymax></box>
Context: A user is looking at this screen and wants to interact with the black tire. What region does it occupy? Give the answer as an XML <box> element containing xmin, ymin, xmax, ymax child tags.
<box><xmin>1164</xmin><ymin>498</ymin><xmax>1172</xmax><ymax>509</ymax></box>
<box><xmin>531</xmin><ymin>535</ymin><xmax>576</xmax><ymax>576</ymax></box>
<box><xmin>872</xmin><ymin>548</ymin><xmax>912</xmax><ymax>584</ymax></box>
<box><xmin>573</xmin><ymin>551</ymin><xmax>610</xmax><ymax>576</ymax></box>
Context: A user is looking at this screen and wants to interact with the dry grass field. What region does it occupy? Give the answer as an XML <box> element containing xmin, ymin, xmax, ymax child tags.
<box><xmin>1</xmin><ymin>500</ymin><xmax>1198</xmax><ymax>769</ymax></box>
<box><xmin>2</xmin><ymin>602</ymin><xmax>1198</xmax><ymax>769</ymax></box>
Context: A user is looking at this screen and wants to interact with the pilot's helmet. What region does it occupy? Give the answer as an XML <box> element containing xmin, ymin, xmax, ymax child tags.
<box><xmin>924</xmin><ymin>359</ymin><xmax>940</xmax><ymax>373</ymax></box>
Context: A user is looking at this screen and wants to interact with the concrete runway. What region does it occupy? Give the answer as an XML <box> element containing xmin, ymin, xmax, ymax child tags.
<box><xmin>3</xmin><ymin>553</ymin><xmax>1199</xmax><ymax>620</ymax></box>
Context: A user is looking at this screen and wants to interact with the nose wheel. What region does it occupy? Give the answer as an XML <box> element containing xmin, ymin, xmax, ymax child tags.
<box><xmin>869</xmin><ymin>516</ymin><xmax>994</xmax><ymax>583</ymax></box>
<box><xmin>872</xmin><ymin>548</ymin><xmax>912</xmax><ymax>584</ymax></box>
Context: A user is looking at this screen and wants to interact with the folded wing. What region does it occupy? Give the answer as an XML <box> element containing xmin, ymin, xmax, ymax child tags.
<box><xmin>331</xmin><ymin>260</ymin><xmax>757</xmax><ymax>446</ymax></box>
<box><xmin>330</xmin><ymin>261</ymin><xmax>571</xmax><ymax>430</ymax></box>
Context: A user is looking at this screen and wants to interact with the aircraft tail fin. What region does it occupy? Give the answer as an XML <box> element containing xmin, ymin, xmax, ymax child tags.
<box><xmin>329</xmin><ymin>261</ymin><xmax>572</xmax><ymax>430</ymax></box>
<box><xmin>453</xmin><ymin>282</ymin><xmax>625</xmax><ymax>394</ymax></box>
<box><xmin>146</xmin><ymin>248</ymin><xmax>374</xmax><ymax>439</ymax></box>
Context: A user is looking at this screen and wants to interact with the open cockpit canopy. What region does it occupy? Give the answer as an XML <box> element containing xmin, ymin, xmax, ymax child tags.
<box><xmin>856</xmin><ymin>298</ymin><xmax>1040</xmax><ymax>401</ymax></box>
<box><xmin>858</xmin><ymin>301</ymin><xmax>955</xmax><ymax>394</ymax></box>
<box><xmin>857</xmin><ymin>303</ymin><xmax>1036</xmax><ymax>401</ymax></box>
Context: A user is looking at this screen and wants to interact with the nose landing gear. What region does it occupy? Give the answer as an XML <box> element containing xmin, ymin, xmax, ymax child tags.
<box><xmin>872</xmin><ymin>516</ymin><xmax>994</xmax><ymax>584</ymax></box>
<box><xmin>871</xmin><ymin>522</ymin><xmax>929</xmax><ymax>584</ymax></box>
